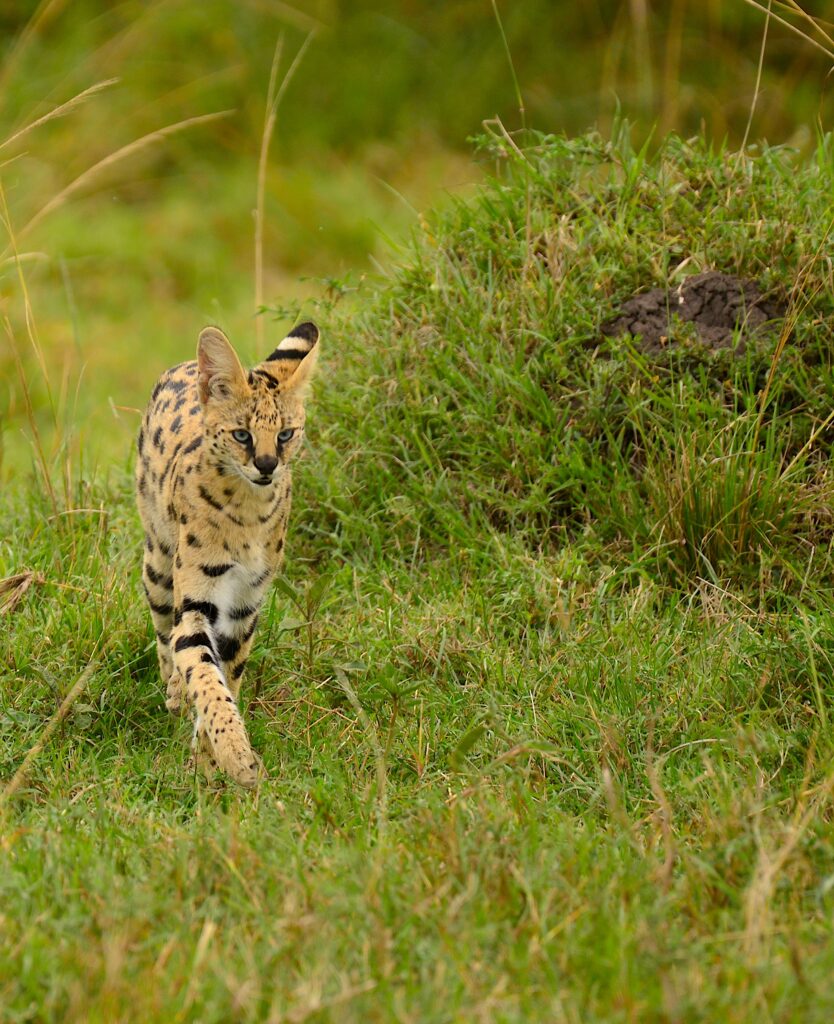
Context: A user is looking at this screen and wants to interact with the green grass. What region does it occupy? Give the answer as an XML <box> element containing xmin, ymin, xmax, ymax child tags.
<box><xmin>5</xmin><ymin>126</ymin><xmax>834</xmax><ymax>1020</ymax></box>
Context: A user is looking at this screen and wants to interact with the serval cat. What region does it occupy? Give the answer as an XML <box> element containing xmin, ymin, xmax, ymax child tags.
<box><xmin>136</xmin><ymin>322</ymin><xmax>319</xmax><ymax>787</ymax></box>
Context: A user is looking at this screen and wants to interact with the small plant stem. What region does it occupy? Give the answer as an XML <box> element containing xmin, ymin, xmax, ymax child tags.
<box><xmin>0</xmin><ymin>659</ymin><xmax>97</xmax><ymax>810</ymax></box>
<box><xmin>740</xmin><ymin>0</ymin><xmax>834</xmax><ymax>60</ymax></box>
<box><xmin>335</xmin><ymin>671</ymin><xmax>388</xmax><ymax>838</ymax></box>
<box><xmin>255</xmin><ymin>37</ymin><xmax>284</xmax><ymax>351</ymax></box>
<box><xmin>0</xmin><ymin>78</ymin><xmax>119</xmax><ymax>153</ymax></box>
<box><xmin>254</xmin><ymin>31</ymin><xmax>314</xmax><ymax>348</ymax></box>
<box><xmin>739</xmin><ymin>0</ymin><xmax>771</xmax><ymax>157</ymax></box>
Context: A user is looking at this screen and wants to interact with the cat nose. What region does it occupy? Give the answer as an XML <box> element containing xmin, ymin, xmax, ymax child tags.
<box><xmin>253</xmin><ymin>454</ymin><xmax>279</xmax><ymax>476</ymax></box>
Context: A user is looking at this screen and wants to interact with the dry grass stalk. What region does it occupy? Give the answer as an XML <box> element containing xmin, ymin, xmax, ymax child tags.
<box><xmin>646</xmin><ymin>721</ymin><xmax>676</xmax><ymax>890</ymax></box>
<box><xmin>0</xmin><ymin>570</ymin><xmax>45</xmax><ymax>615</ymax></box>
<box><xmin>254</xmin><ymin>36</ymin><xmax>285</xmax><ymax>350</ymax></box>
<box><xmin>334</xmin><ymin>668</ymin><xmax>388</xmax><ymax>836</ymax></box>
<box><xmin>743</xmin><ymin>761</ymin><xmax>834</xmax><ymax>957</ymax></box>
<box><xmin>738</xmin><ymin>1</ymin><xmax>771</xmax><ymax>155</ymax></box>
<box><xmin>9</xmin><ymin>109</ymin><xmax>232</xmax><ymax>248</ymax></box>
<box><xmin>741</xmin><ymin>0</ymin><xmax>834</xmax><ymax>60</ymax></box>
<box><xmin>0</xmin><ymin>659</ymin><xmax>98</xmax><ymax>809</ymax></box>
<box><xmin>0</xmin><ymin>77</ymin><xmax>119</xmax><ymax>153</ymax></box>
<box><xmin>254</xmin><ymin>31</ymin><xmax>315</xmax><ymax>348</ymax></box>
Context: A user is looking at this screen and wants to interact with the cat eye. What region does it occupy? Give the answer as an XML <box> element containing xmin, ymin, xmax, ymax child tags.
<box><xmin>231</xmin><ymin>429</ymin><xmax>252</xmax><ymax>445</ymax></box>
<box><xmin>276</xmin><ymin>428</ymin><xmax>295</xmax><ymax>444</ymax></box>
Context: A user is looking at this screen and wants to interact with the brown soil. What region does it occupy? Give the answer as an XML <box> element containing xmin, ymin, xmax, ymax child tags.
<box><xmin>601</xmin><ymin>271</ymin><xmax>786</xmax><ymax>355</ymax></box>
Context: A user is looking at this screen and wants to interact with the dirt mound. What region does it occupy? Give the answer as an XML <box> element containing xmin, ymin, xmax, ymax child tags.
<box><xmin>602</xmin><ymin>271</ymin><xmax>786</xmax><ymax>355</ymax></box>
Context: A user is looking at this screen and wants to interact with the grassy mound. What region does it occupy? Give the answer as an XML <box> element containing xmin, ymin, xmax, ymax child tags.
<box><xmin>306</xmin><ymin>127</ymin><xmax>834</xmax><ymax>586</ymax></box>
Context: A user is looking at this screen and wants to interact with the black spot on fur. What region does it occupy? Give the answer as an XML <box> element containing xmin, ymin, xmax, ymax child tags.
<box><xmin>251</xmin><ymin>368</ymin><xmax>280</xmax><ymax>389</ymax></box>
<box><xmin>200</xmin><ymin>562</ymin><xmax>234</xmax><ymax>578</ymax></box>
<box><xmin>147</xmin><ymin>596</ymin><xmax>173</xmax><ymax>616</ymax></box>
<box><xmin>198</xmin><ymin>485</ymin><xmax>224</xmax><ymax>511</ymax></box>
<box><xmin>183</xmin><ymin>436</ymin><xmax>202</xmax><ymax>455</ymax></box>
<box><xmin>229</xmin><ymin>605</ymin><xmax>257</xmax><ymax>621</ymax></box>
<box><xmin>181</xmin><ymin>598</ymin><xmax>219</xmax><ymax>625</ymax></box>
<box><xmin>258</xmin><ymin>500</ymin><xmax>282</xmax><ymax>524</ymax></box>
<box><xmin>174</xmin><ymin>631</ymin><xmax>212</xmax><ymax>652</ymax></box>
<box><xmin>216</xmin><ymin>634</ymin><xmax>241</xmax><ymax>662</ymax></box>
<box><xmin>144</xmin><ymin>564</ymin><xmax>173</xmax><ymax>589</ymax></box>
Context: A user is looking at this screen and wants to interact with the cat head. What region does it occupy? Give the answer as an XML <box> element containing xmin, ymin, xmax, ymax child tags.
<box><xmin>197</xmin><ymin>322</ymin><xmax>319</xmax><ymax>487</ymax></box>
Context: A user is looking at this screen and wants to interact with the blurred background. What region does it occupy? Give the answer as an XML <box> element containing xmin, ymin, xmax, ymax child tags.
<box><xmin>1</xmin><ymin>0</ymin><xmax>833</xmax><ymax>477</ymax></box>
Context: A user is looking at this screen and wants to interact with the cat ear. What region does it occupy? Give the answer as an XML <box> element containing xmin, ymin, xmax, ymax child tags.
<box><xmin>197</xmin><ymin>327</ymin><xmax>247</xmax><ymax>403</ymax></box>
<box><xmin>259</xmin><ymin>321</ymin><xmax>319</xmax><ymax>395</ymax></box>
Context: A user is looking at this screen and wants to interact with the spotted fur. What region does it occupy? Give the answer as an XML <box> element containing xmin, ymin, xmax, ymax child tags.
<box><xmin>136</xmin><ymin>322</ymin><xmax>319</xmax><ymax>788</ymax></box>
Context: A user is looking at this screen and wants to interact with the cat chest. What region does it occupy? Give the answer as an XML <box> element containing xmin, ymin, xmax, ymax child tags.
<box><xmin>189</xmin><ymin>556</ymin><xmax>271</xmax><ymax>627</ymax></box>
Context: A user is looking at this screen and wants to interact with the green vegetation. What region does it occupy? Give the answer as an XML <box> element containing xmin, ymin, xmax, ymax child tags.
<box><xmin>5</xmin><ymin>124</ymin><xmax>834</xmax><ymax>1020</ymax></box>
<box><xmin>5</xmin><ymin>2</ymin><xmax>834</xmax><ymax>1021</ymax></box>
<box><xmin>4</xmin><ymin>0</ymin><xmax>834</xmax><ymax>477</ymax></box>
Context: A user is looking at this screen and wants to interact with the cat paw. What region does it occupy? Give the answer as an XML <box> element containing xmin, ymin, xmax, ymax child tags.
<box><xmin>219</xmin><ymin>745</ymin><xmax>265</xmax><ymax>790</ymax></box>
<box><xmin>193</xmin><ymin>723</ymin><xmax>265</xmax><ymax>790</ymax></box>
<box><xmin>165</xmin><ymin>671</ymin><xmax>187</xmax><ymax>716</ymax></box>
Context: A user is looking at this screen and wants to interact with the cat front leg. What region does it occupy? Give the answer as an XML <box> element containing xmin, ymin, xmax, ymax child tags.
<box><xmin>169</xmin><ymin>602</ymin><xmax>262</xmax><ymax>789</ymax></box>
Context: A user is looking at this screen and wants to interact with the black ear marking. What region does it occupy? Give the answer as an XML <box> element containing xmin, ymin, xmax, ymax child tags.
<box><xmin>259</xmin><ymin>320</ymin><xmax>320</xmax><ymax>390</ymax></box>
<box><xmin>266</xmin><ymin>321</ymin><xmax>318</xmax><ymax>361</ymax></box>
<box><xmin>266</xmin><ymin>347</ymin><xmax>309</xmax><ymax>361</ymax></box>
<box><xmin>287</xmin><ymin>321</ymin><xmax>318</xmax><ymax>344</ymax></box>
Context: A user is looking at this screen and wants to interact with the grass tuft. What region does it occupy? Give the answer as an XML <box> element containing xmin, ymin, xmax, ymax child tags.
<box><xmin>300</xmin><ymin>127</ymin><xmax>834</xmax><ymax>594</ymax></box>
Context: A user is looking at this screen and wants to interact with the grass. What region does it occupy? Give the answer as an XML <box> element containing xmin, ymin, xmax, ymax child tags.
<box><xmin>5</xmin><ymin>122</ymin><xmax>834</xmax><ymax>1021</ymax></box>
<box><xmin>6</xmin><ymin>2</ymin><xmax>834</xmax><ymax>1018</ymax></box>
